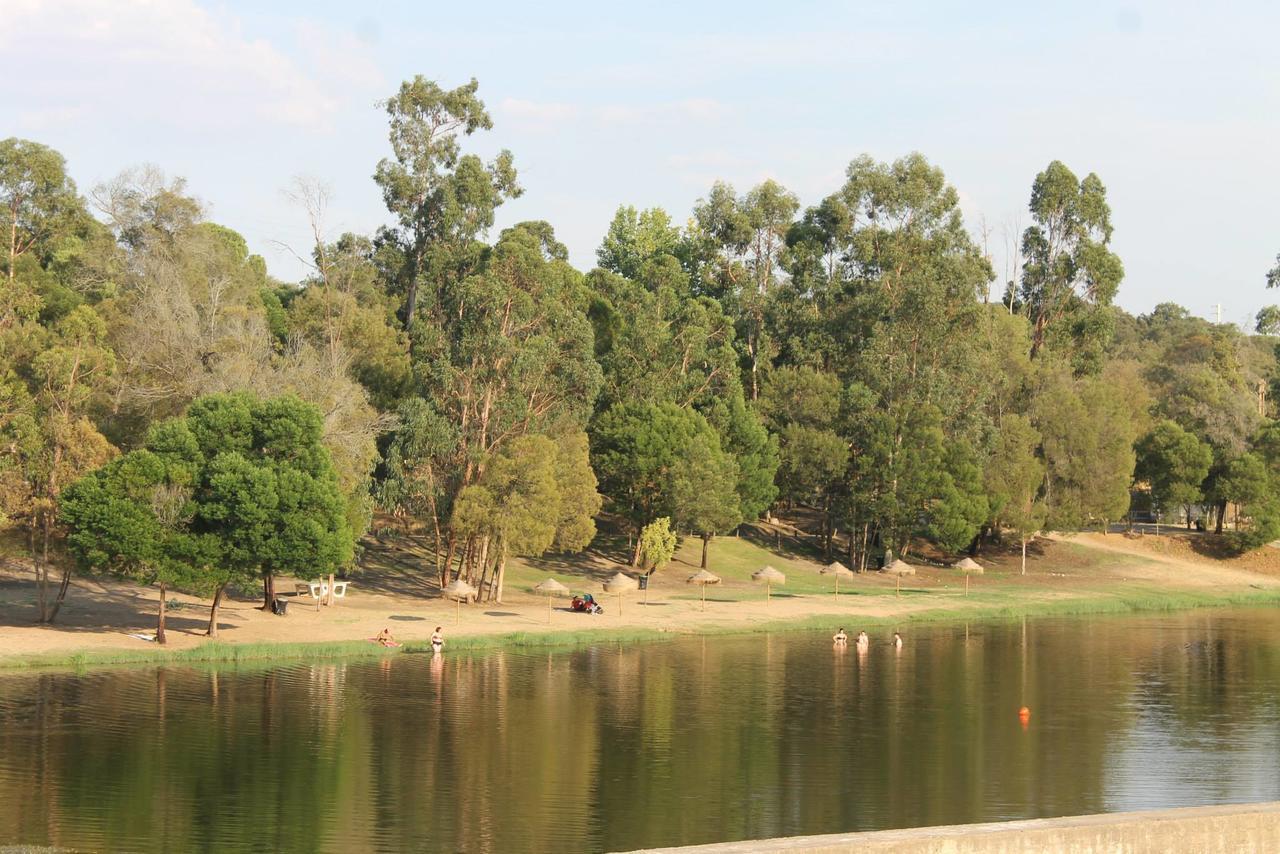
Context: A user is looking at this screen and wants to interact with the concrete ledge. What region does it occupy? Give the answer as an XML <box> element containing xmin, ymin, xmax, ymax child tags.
<box><xmin>621</xmin><ymin>801</ymin><xmax>1280</xmax><ymax>853</ymax></box>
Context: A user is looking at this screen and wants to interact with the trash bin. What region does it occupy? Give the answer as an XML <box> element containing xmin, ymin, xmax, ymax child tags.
<box><xmin>271</xmin><ymin>597</ymin><xmax>289</xmax><ymax>616</ymax></box>
<box><xmin>637</xmin><ymin>574</ymin><xmax>649</xmax><ymax>590</ymax></box>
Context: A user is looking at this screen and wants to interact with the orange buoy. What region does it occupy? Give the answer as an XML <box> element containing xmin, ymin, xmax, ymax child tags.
<box><xmin>1018</xmin><ymin>706</ymin><xmax>1031</xmax><ymax>723</ymax></box>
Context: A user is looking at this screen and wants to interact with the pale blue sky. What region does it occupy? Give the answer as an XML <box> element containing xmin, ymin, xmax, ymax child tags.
<box><xmin>7</xmin><ymin>1</ymin><xmax>1278</xmax><ymax>325</ymax></box>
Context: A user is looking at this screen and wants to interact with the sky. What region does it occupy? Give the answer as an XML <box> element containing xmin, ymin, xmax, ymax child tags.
<box><xmin>5</xmin><ymin>0</ymin><xmax>1278</xmax><ymax>326</ymax></box>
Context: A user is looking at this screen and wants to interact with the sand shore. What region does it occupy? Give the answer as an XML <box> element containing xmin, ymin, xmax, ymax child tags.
<box><xmin>3</xmin><ymin>532</ymin><xmax>1278</xmax><ymax>668</ymax></box>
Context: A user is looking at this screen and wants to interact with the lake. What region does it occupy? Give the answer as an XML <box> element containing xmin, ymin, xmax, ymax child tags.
<box><xmin>3</xmin><ymin>608</ymin><xmax>1280</xmax><ymax>852</ymax></box>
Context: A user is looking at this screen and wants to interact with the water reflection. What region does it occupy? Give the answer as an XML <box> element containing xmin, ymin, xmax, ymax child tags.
<box><xmin>2</xmin><ymin>610</ymin><xmax>1280</xmax><ymax>852</ymax></box>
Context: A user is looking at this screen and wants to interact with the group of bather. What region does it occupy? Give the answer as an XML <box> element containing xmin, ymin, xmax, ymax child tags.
<box><xmin>833</xmin><ymin>628</ymin><xmax>902</xmax><ymax>650</ymax></box>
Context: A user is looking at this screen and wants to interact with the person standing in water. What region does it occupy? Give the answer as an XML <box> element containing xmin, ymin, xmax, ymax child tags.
<box><xmin>856</xmin><ymin>631</ymin><xmax>869</xmax><ymax>650</ymax></box>
<box><xmin>893</xmin><ymin>632</ymin><xmax>903</xmax><ymax>649</ymax></box>
<box><xmin>833</xmin><ymin>628</ymin><xmax>848</xmax><ymax>644</ymax></box>
<box><xmin>431</xmin><ymin>626</ymin><xmax>444</xmax><ymax>653</ymax></box>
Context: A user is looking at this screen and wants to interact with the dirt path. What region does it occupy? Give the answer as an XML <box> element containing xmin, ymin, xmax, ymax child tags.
<box><xmin>1047</xmin><ymin>532</ymin><xmax>1280</xmax><ymax>589</ymax></box>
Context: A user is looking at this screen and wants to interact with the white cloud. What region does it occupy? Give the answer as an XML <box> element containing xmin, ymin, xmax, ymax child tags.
<box><xmin>0</xmin><ymin>0</ymin><xmax>370</xmax><ymax>133</ymax></box>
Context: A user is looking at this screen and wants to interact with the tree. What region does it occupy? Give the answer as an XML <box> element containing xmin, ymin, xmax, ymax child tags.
<box><xmin>449</xmin><ymin>433</ymin><xmax>598</xmax><ymax>603</ymax></box>
<box><xmin>61</xmin><ymin>451</ymin><xmax>219</xmax><ymax>643</ymax></box>
<box><xmin>0</xmin><ymin>303</ymin><xmax>116</xmax><ymax>623</ymax></box>
<box><xmin>706</xmin><ymin>391</ymin><xmax>779</xmax><ymax>522</ymax></box>
<box><xmin>591</xmin><ymin>401</ymin><xmax>718</xmax><ymax>563</ymax></box>
<box><xmin>403</xmin><ymin>221</ymin><xmax>601</xmax><ymax>581</ymax></box>
<box><xmin>670</xmin><ymin>430</ymin><xmax>741</xmax><ymax>569</ymax></box>
<box><xmin>0</xmin><ymin>138</ymin><xmax>85</xmax><ymax>322</ymax></box>
<box><xmin>637</xmin><ymin>517</ymin><xmax>677</xmax><ymax>574</ymax></box>
<box><xmin>824</xmin><ymin>154</ymin><xmax>993</xmax><ymax>565</ymax></box>
<box><xmin>1035</xmin><ymin>362</ymin><xmax>1145</xmax><ymax>530</ymax></box>
<box><xmin>173</xmin><ymin>393</ymin><xmax>355</xmax><ymax>610</ymax></box>
<box><xmin>551</xmin><ymin>431</ymin><xmax>603</xmax><ymax>553</ymax></box>
<box><xmin>597</xmin><ymin>206</ymin><xmax>681</xmax><ymax>281</ymax></box>
<box><xmin>1255</xmin><ymin>305</ymin><xmax>1280</xmax><ymax>336</ymax></box>
<box><xmin>377</xmin><ymin>396</ymin><xmax>458</xmax><ymax>579</ymax></box>
<box><xmin>374</xmin><ymin>76</ymin><xmax>520</xmax><ymax>331</ymax></box>
<box><xmin>775</xmin><ymin>424</ymin><xmax>847</xmax><ymax>558</ymax></box>
<box><xmin>691</xmin><ymin>179</ymin><xmax>800</xmax><ymax>398</ymax></box>
<box><xmin>0</xmin><ymin>406</ymin><xmax>114</xmax><ymax>622</ymax></box>
<box><xmin>1018</xmin><ymin>161</ymin><xmax>1124</xmax><ymax>360</ymax></box>
<box><xmin>1135</xmin><ymin>420</ymin><xmax>1213</xmax><ymax>528</ymax></box>
<box><xmin>985</xmin><ymin>414</ymin><xmax>1046</xmax><ymax>573</ymax></box>
<box><xmin>587</xmin><ymin>268</ymin><xmax>739</xmax><ymax>410</ymax></box>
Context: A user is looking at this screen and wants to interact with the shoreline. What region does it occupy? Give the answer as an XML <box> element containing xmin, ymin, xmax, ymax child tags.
<box><xmin>6</xmin><ymin>583</ymin><xmax>1279</xmax><ymax>674</ymax></box>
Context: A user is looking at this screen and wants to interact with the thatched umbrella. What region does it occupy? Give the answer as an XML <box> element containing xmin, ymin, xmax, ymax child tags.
<box><xmin>953</xmin><ymin>556</ymin><xmax>982</xmax><ymax>595</ymax></box>
<box><xmin>442</xmin><ymin>578</ymin><xmax>477</xmax><ymax>625</ymax></box>
<box><xmin>603</xmin><ymin>571</ymin><xmax>638</xmax><ymax>617</ymax></box>
<box><xmin>686</xmin><ymin>569</ymin><xmax>721</xmax><ymax>611</ymax></box>
<box><xmin>533</xmin><ymin>578</ymin><xmax>570</xmax><ymax>624</ymax></box>
<box><xmin>821</xmin><ymin>561</ymin><xmax>854</xmax><ymax>597</ymax></box>
<box><xmin>884</xmin><ymin>558</ymin><xmax>916</xmax><ymax>598</ymax></box>
<box><xmin>884</xmin><ymin>558</ymin><xmax>917</xmax><ymax>576</ymax></box>
<box><xmin>751</xmin><ymin>566</ymin><xmax>786</xmax><ymax>605</ymax></box>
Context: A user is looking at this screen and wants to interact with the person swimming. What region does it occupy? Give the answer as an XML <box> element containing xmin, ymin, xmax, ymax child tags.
<box><xmin>833</xmin><ymin>628</ymin><xmax>848</xmax><ymax>644</ymax></box>
<box><xmin>431</xmin><ymin>626</ymin><xmax>444</xmax><ymax>653</ymax></box>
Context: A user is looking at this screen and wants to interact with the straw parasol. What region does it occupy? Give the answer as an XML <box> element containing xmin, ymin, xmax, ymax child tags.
<box><xmin>751</xmin><ymin>566</ymin><xmax>786</xmax><ymax>605</ymax></box>
<box><xmin>821</xmin><ymin>561</ymin><xmax>854</xmax><ymax>597</ymax></box>
<box><xmin>883</xmin><ymin>558</ymin><xmax>917</xmax><ymax>576</ymax></box>
<box><xmin>953</xmin><ymin>556</ymin><xmax>984</xmax><ymax>575</ymax></box>
<box><xmin>603</xmin><ymin>571</ymin><xmax>638</xmax><ymax>617</ymax></box>
<box><xmin>442</xmin><ymin>578</ymin><xmax>477</xmax><ymax>625</ymax></box>
<box><xmin>686</xmin><ymin>569</ymin><xmax>721</xmax><ymax>611</ymax></box>
<box><xmin>533</xmin><ymin>578</ymin><xmax>570</xmax><ymax>624</ymax></box>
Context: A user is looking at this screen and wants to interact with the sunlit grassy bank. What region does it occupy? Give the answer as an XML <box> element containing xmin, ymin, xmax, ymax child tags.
<box><xmin>7</xmin><ymin>583</ymin><xmax>1279</xmax><ymax>674</ymax></box>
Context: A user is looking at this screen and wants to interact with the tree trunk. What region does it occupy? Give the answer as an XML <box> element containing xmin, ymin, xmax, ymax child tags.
<box><xmin>441</xmin><ymin>530</ymin><xmax>457</xmax><ymax>589</ymax></box>
<box><xmin>1021</xmin><ymin>537</ymin><xmax>1027</xmax><ymax>576</ymax></box>
<box><xmin>156</xmin><ymin>581</ymin><xmax>168</xmax><ymax>645</ymax></box>
<box><xmin>1215</xmin><ymin>499</ymin><xmax>1226</xmax><ymax>535</ymax></box>
<box><xmin>261</xmin><ymin>572</ymin><xmax>275</xmax><ymax>611</ymax></box>
<box><xmin>700</xmin><ymin>534</ymin><xmax>710</xmax><ymax>569</ymax></box>
<box><xmin>207</xmin><ymin>582</ymin><xmax>226</xmax><ymax>637</ymax></box>
<box><xmin>630</xmin><ymin>526</ymin><xmax>643</xmax><ymax>567</ymax></box>
<box><xmin>494</xmin><ymin>552</ymin><xmax>508</xmax><ymax>604</ymax></box>
<box><xmin>46</xmin><ymin>565</ymin><xmax>73</xmax><ymax>625</ymax></box>
<box><xmin>403</xmin><ymin>252</ymin><xmax>420</xmax><ymax>332</ymax></box>
<box><xmin>326</xmin><ymin>572</ymin><xmax>335</xmax><ymax>607</ymax></box>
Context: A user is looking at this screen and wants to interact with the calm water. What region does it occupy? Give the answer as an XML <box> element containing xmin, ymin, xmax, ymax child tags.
<box><xmin>3</xmin><ymin>609</ymin><xmax>1280</xmax><ymax>852</ymax></box>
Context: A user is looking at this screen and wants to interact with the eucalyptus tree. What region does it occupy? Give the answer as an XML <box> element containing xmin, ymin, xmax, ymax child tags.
<box><xmin>402</xmin><ymin>220</ymin><xmax>601</xmax><ymax>578</ymax></box>
<box><xmin>374</xmin><ymin>76</ymin><xmax>521</xmax><ymax>331</ymax></box>
<box><xmin>0</xmin><ymin>138</ymin><xmax>85</xmax><ymax>316</ymax></box>
<box><xmin>690</xmin><ymin>179</ymin><xmax>799</xmax><ymax>399</ymax></box>
<box><xmin>1018</xmin><ymin>161</ymin><xmax>1124</xmax><ymax>361</ymax></box>
<box><xmin>827</xmin><ymin>154</ymin><xmax>994</xmax><ymax>562</ymax></box>
<box><xmin>450</xmin><ymin>432</ymin><xmax>600</xmax><ymax>602</ymax></box>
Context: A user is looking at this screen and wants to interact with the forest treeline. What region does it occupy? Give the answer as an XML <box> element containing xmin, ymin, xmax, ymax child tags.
<box><xmin>4</xmin><ymin>76</ymin><xmax>1280</xmax><ymax>628</ymax></box>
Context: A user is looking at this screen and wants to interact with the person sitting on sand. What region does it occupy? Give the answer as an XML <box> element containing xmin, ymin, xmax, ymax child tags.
<box><xmin>833</xmin><ymin>628</ymin><xmax>848</xmax><ymax>644</ymax></box>
<box><xmin>431</xmin><ymin>626</ymin><xmax>444</xmax><ymax>653</ymax></box>
<box><xmin>374</xmin><ymin>627</ymin><xmax>399</xmax><ymax>648</ymax></box>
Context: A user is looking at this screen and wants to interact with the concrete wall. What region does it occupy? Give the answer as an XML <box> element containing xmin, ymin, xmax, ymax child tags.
<box><xmin>622</xmin><ymin>801</ymin><xmax>1280</xmax><ymax>854</ymax></box>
